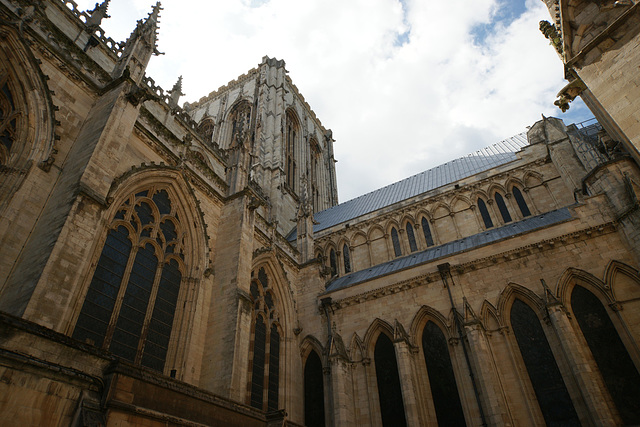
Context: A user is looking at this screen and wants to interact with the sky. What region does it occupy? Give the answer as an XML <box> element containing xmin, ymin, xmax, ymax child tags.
<box><xmin>73</xmin><ymin>0</ymin><xmax>593</xmax><ymax>203</ymax></box>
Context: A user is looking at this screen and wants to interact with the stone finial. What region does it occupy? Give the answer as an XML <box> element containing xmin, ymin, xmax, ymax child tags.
<box><xmin>85</xmin><ymin>1</ymin><xmax>110</xmax><ymax>29</ymax></box>
<box><xmin>168</xmin><ymin>75</ymin><xmax>184</xmax><ymax>108</ymax></box>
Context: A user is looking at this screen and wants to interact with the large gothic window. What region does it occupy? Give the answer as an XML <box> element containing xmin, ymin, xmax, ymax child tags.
<box><xmin>374</xmin><ymin>333</ymin><xmax>407</xmax><ymax>427</ymax></box>
<box><xmin>512</xmin><ymin>186</ymin><xmax>531</xmax><ymax>218</ymax></box>
<box><xmin>510</xmin><ymin>299</ymin><xmax>580</xmax><ymax>426</ymax></box>
<box><xmin>422</xmin><ymin>322</ymin><xmax>466</xmax><ymax>426</ymax></box>
<box><xmin>571</xmin><ymin>285</ymin><xmax>640</xmax><ymax>424</ymax></box>
<box><xmin>0</xmin><ymin>73</ymin><xmax>18</xmax><ymax>166</ymax></box>
<box><xmin>477</xmin><ymin>198</ymin><xmax>493</xmax><ymax>229</ymax></box>
<box><xmin>248</xmin><ymin>268</ymin><xmax>281</xmax><ymax>412</ymax></box>
<box><xmin>285</xmin><ymin>111</ymin><xmax>299</xmax><ymax>192</ymax></box>
<box><xmin>304</xmin><ymin>350</ymin><xmax>326</xmax><ymax>427</ymax></box>
<box><xmin>421</xmin><ymin>217</ymin><xmax>435</xmax><ymax>247</ymax></box>
<box><xmin>73</xmin><ymin>188</ymin><xmax>185</xmax><ymax>373</ymax></box>
<box><xmin>343</xmin><ymin>244</ymin><xmax>351</xmax><ymax>274</ymax></box>
<box><xmin>406</xmin><ymin>223</ymin><xmax>418</xmax><ymax>252</ymax></box>
<box><xmin>391</xmin><ymin>227</ymin><xmax>402</xmax><ymax>257</ymax></box>
<box><xmin>494</xmin><ymin>192</ymin><xmax>512</xmax><ymax>223</ymax></box>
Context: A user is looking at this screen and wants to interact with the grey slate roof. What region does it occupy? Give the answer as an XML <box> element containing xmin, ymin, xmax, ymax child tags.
<box><xmin>288</xmin><ymin>132</ymin><xmax>529</xmax><ymax>240</ymax></box>
<box><xmin>324</xmin><ymin>207</ymin><xmax>573</xmax><ymax>293</ymax></box>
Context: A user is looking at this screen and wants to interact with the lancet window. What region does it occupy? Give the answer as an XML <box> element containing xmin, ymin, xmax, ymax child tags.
<box><xmin>494</xmin><ymin>192</ymin><xmax>512</xmax><ymax>223</ymax></box>
<box><xmin>512</xmin><ymin>186</ymin><xmax>531</xmax><ymax>217</ymax></box>
<box><xmin>248</xmin><ymin>268</ymin><xmax>281</xmax><ymax>412</ymax></box>
<box><xmin>421</xmin><ymin>217</ymin><xmax>435</xmax><ymax>247</ymax></box>
<box><xmin>375</xmin><ymin>333</ymin><xmax>407</xmax><ymax>427</ymax></box>
<box><xmin>571</xmin><ymin>285</ymin><xmax>640</xmax><ymax>424</ymax></box>
<box><xmin>391</xmin><ymin>227</ymin><xmax>402</xmax><ymax>257</ymax></box>
<box><xmin>285</xmin><ymin>111</ymin><xmax>299</xmax><ymax>192</ymax></box>
<box><xmin>72</xmin><ymin>187</ymin><xmax>186</xmax><ymax>373</ymax></box>
<box><xmin>477</xmin><ymin>198</ymin><xmax>493</xmax><ymax>229</ymax></box>
<box><xmin>304</xmin><ymin>350</ymin><xmax>326</xmax><ymax>427</ymax></box>
<box><xmin>343</xmin><ymin>244</ymin><xmax>351</xmax><ymax>274</ymax></box>
<box><xmin>406</xmin><ymin>223</ymin><xmax>418</xmax><ymax>252</ymax></box>
<box><xmin>329</xmin><ymin>249</ymin><xmax>338</xmax><ymax>277</ymax></box>
<box><xmin>422</xmin><ymin>321</ymin><xmax>466</xmax><ymax>426</ymax></box>
<box><xmin>510</xmin><ymin>299</ymin><xmax>580</xmax><ymax>425</ymax></box>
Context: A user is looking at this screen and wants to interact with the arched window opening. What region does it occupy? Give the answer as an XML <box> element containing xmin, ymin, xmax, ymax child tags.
<box><xmin>343</xmin><ymin>244</ymin><xmax>351</xmax><ymax>274</ymax></box>
<box><xmin>477</xmin><ymin>198</ymin><xmax>493</xmax><ymax>229</ymax></box>
<box><xmin>197</xmin><ymin>118</ymin><xmax>215</xmax><ymax>144</ymax></box>
<box><xmin>494</xmin><ymin>192</ymin><xmax>512</xmax><ymax>223</ymax></box>
<box><xmin>510</xmin><ymin>299</ymin><xmax>580</xmax><ymax>426</ymax></box>
<box><xmin>571</xmin><ymin>285</ymin><xmax>640</xmax><ymax>424</ymax></box>
<box><xmin>421</xmin><ymin>217</ymin><xmax>434</xmax><ymax>247</ymax></box>
<box><xmin>229</xmin><ymin>102</ymin><xmax>252</xmax><ymax>147</ymax></box>
<box><xmin>406</xmin><ymin>223</ymin><xmax>418</xmax><ymax>252</ymax></box>
<box><xmin>73</xmin><ymin>188</ymin><xmax>185</xmax><ymax>373</ymax></box>
<box><xmin>248</xmin><ymin>268</ymin><xmax>281</xmax><ymax>411</ymax></box>
<box><xmin>0</xmin><ymin>74</ymin><xmax>18</xmax><ymax>166</ymax></box>
<box><xmin>374</xmin><ymin>334</ymin><xmax>407</xmax><ymax>427</ymax></box>
<box><xmin>285</xmin><ymin>111</ymin><xmax>299</xmax><ymax>192</ymax></box>
<box><xmin>512</xmin><ymin>186</ymin><xmax>531</xmax><ymax>217</ymax></box>
<box><xmin>304</xmin><ymin>350</ymin><xmax>326</xmax><ymax>427</ymax></box>
<box><xmin>422</xmin><ymin>321</ymin><xmax>466</xmax><ymax>426</ymax></box>
<box><xmin>329</xmin><ymin>249</ymin><xmax>338</xmax><ymax>277</ymax></box>
<box><xmin>391</xmin><ymin>227</ymin><xmax>402</xmax><ymax>257</ymax></box>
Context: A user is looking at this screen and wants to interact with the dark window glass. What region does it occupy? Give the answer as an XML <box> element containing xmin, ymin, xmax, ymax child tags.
<box><xmin>304</xmin><ymin>351</ymin><xmax>326</xmax><ymax>427</ymax></box>
<box><xmin>250</xmin><ymin>316</ymin><xmax>267</xmax><ymax>409</ymax></box>
<box><xmin>495</xmin><ymin>193</ymin><xmax>512</xmax><ymax>223</ymax></box>
<box><xmin>422</xmin><ymin>322</ymin><xmax>466</xmax><ymax>426</ymax></box>
<box><xmin>571</xmin><ymin>286</ymin><xmax>640</xmax><ymax>424</ymax></box>
<box><xmin>510</xmin><ymin>299</ymin><xmax>580</xmax><ymax>426</ymax></box>
<box><xmin>421</xmin><ymin>217</ymin><xmax>434</xmax><ymax>247</ymax></box>
<box><xmin>375</xmin><ymin>334</ymin><xmax>407</xmax><ymax>427</ymax></box>
<box><xmin>135</xmin><ymin>202</ymin><xmax>154</xmax><ymax>226</ymax></box>
<box><xmin>512</xmin><ymin>187</ymin><xmax>531</xmax><ymax>217</ymax></box>
<box><xmin>478</xmin><ymin>199</ymin><xmax>493</xmax><ymax>229</ymax></box>
<box><xmin>329</xmin><ymin>249</ymin><xmax>337</xmax><ymax>277</ymax></box>
<box><xmin>258</xmin><ymin>267</ymin><xmax>268</xmax><ymax>288</ymax></box>
<box><xmin>343</xmin><ymin>244</ymin><xmax>351</xmax><ymax>274</ymax></box>
<box><xmin>197</xmin><ymin>118</ymin><xmax>215</xmax><ymax>143</ymax></box>
<box><xmin>391</xmin><ymin>228</ymin><xmax>402</xmax><ymax>257</ymax></box>
<box><xmin>268</xmin><ymin>325</ymin><xmax>280</xmax><ymax>411</ymax></box>
<box><xmin>406</xmin><ymin>223</ymin><xmax>417</xmax><ymax>252</ymax></box>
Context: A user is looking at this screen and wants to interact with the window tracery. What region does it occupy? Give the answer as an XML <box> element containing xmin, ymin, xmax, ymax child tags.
<box><xmin>72</xmin><ymin>187</ymin><xmax>186</xmax><ymax>373</ymax></box>
<box><xmin>248</xmin><ymin>268</ymin><xmax>281</xmax><ymax>412</ymax></box>
<box><xmin>197</xmin><ymin>118</ymin><xmax>215</xmax><ymax>144</ymax></box>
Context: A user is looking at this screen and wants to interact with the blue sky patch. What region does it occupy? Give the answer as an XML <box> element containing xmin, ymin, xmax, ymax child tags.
<box><xmin>471</xmin><ymin>0</ymin><xmax>528</xmax><ymax>45</ymax></box>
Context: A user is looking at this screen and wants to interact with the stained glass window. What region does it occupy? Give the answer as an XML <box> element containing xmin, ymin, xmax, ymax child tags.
<box><xmin>510</xmin><ymin>299</ymin><xmax>580</xmax><ymax>426</ymax></box>
<box><xmin>304</xmin><ymin>350</ymin><xmax>326</xmax><ymax>427</ymax></box>
<box><xmin>73</xmin><ymin>187</ymin><xmax>186</xmax><ymax>374</ymax></box>
<box><xmin>571</xmin><ymin>285</ymin><xmax>640</xmax><ymax>424</ymax></box>
<box><xmin>374</xmin><ymin>334</ymin><xmax>407</xmax><ymax>427</ymax></box>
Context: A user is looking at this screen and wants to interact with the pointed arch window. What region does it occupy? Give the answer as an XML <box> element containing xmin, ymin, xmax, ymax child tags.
<box><xmin>421</xmin><ymin>217</ymin><xmax>434</xmax><ymax>247</ymax></box>
<box><xmin>197</xmin><ymin>118</ymin><xmax>215</xmax><ymax>144</ymax></box>
<box><xmin>0</xmin><ymin>74</ymin><xmax>18</xmax><ymax>166</ymax></box>
<box><xmin>329</xmin><ymin>249</ymin><xmax>338</xmax><ymax>277</ymax></box>
<box><xmin>422</xmin><ymin>322</ymin><xmax>466</xmax><ymax>426</ymax></box>
<box><xmin>304</xmin><ymin>350</ymin><xmax>326</xmax><ymax>427</ymax></box>
<box><xmin>375</xmin><ymin>333</ymin><xmax>407</xmax><ymax>427</ymax></box>
<box><xmin>391</xmin><ymin>227</ymin><xmax>402</xmax><ymax>257</ymax></box>
<box><xmin>494</xmin><ymin>192</ymin><xmax>512</xmax><ymax>223</ymax></box>
<box><xmin>73</xmin><ymin>188</ymin><xmax>186</xmax><ymax>373</ymax></box>
<box><xmin>512</xmin><ymin>186</ymin><xmax>531</xmax><ymax>217</ymax></box>
<box><xmin>571</xmin><ymin>285</ymin><xmax>640</xmax><ymax>424</ymax></box>
<box><xmin>342</xmin><ymin>244</ymin><xmax>351</xmax><ymax>274</ymax></box>
<box><xmin>477</xmin><ymin>198</ymin><xmax>493</xmax><ymax>229</ymax></box>
<box><xmin>285</xmin><ymin>111</ymin><xmax>299</xmax><ymax>192</ymax></box>
<box><xmin>406</xmin><ymin>223</ymin><xmax>418</xmax><ymax>252</ymax></box>
<box><xmin>510</xmin><ymin>299</ymin><xmax>580</xmax><ymax>426</ymax></box>
<box><xmin>249</xmin><ymin>268</ymin><xmax>281</xmax><ymax>411</ymax></box>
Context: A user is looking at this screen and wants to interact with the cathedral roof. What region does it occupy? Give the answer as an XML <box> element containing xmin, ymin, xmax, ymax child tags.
<box><xmin>288</xmin><ymin>131</ymin><xmax>529</xmax><ymax>240</ymax></box>
<box><xmin>324</xmin><ymin>207</ymin><xmax>573</xmax><ymax>293</ymax></box>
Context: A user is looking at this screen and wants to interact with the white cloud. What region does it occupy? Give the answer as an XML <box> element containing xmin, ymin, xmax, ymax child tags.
<box><xmin>72</xmin><ymin>0</ymin><xmax>588</xmax><ymax>202</ymax></box>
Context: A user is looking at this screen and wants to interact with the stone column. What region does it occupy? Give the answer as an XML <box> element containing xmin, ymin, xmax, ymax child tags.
<box><xmin>329</xmin><ymin>356</ymin><xmax>355</xmax><ymax>426</ymax></box>
<box><xmin>545</xmin><ymin>303</ymin><xmax>618</xmax><ymax>425</ymax></box>
<box><xmin>393</xmin><ymin>340</ymin><xmax>422</xmax><ymax>427</ymax></box>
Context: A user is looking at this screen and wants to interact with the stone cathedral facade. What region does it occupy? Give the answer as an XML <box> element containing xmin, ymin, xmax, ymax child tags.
<box><xmin>0</xmin><ymin>0</ymin><xmax>639</xmax><ymax>426</ymax></box>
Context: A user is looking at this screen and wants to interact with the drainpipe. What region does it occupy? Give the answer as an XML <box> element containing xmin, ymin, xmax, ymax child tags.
<box><xmin>438</xmin><ymin>263</ymin><xmax>487</xmax><ymax>427</ymax></box>
<box><xmin>321</xmin><ymin>297</ymin><xmax>336</xmax><ymax>427</ymax></box>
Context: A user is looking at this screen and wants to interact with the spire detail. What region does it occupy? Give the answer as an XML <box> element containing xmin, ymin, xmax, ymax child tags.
<box><xmin>85</xmin><ymin>1</ymin><xmax>110</xmax><ymax>29</ymax></box>
<box><xmin>168</xmin><ymin>75</ymin><xmax>184</xmax><ymax>108</ymax></box>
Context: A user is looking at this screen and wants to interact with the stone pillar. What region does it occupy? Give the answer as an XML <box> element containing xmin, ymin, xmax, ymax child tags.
<box><xmin>545</xmin><ymin>303</ymin><xmax>618</xmax><ymax>425</ymax></box>
<box><xmin>464</xmin><ymin>322</ymin><xmax>513</xmax><ymax>426</ymax></box>
<box><xmin>329</xmin><ymin>356</ymin><xmax>355</xmax><ymax>426</ymax></box>
<box><xmin>393</xmin><ymin>340</ymin><xmax>422</xmax><ymax>427</ymax></box>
